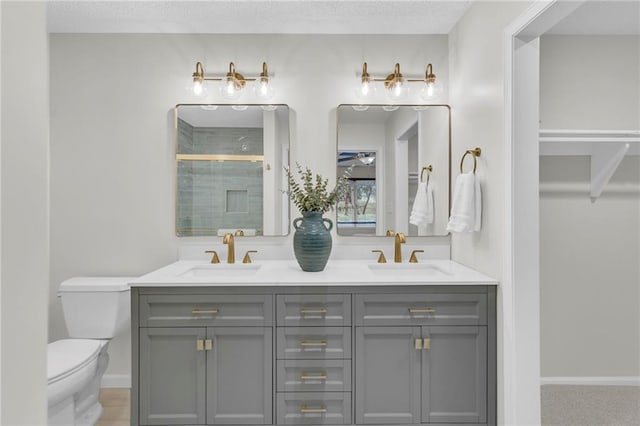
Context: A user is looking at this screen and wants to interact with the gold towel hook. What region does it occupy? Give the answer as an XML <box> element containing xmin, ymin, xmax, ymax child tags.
<box><xmin>460</xmin><ymin>147</ymin><xmax>482</xmax><ymax>174</ymax></box>
<box><xmin>420</xmin><ymin>165</ymin><xmax>433</xmax><ymax>185</ymax></box>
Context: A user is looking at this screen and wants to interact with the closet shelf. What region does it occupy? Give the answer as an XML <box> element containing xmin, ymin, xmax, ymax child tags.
<box><xmin>539</xmin><ymin>129</ymin><xmax>640</xmax><ymax>201</ymax></box>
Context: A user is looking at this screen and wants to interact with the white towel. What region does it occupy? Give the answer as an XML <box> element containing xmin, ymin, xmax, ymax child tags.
<box><xmin>446</xmin><ymin>172</ymin><xmax>481</xmax><ymax>233</ymax></box>
<box><xmin>409</xmin><ymin>182</ymin><xmax>434</xmax><ymax>226</ymax></box>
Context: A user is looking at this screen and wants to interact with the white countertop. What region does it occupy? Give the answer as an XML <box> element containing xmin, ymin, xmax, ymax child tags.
<box><xmin>130</xmin><ymin>259</ymin><xmax>498</xmax><ymax>287</ymax></box>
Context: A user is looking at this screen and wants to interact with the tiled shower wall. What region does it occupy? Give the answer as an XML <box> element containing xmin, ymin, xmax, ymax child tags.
<box><xmin>177</xmin><ymin>119</ymin><xmax>264</xmax><ymax>236</ymax></box>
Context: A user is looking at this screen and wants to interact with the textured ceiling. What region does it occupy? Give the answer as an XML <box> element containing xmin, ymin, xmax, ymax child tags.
<box><xmin>46</xmin><ymin>0</ymin><xmax>474</xmax><ymax>34</ymax></box>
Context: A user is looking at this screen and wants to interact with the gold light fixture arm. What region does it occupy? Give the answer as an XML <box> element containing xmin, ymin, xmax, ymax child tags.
<box><xmin>384</xmin><ymin>63</ymin><xmax>404</xmax><ymax>89</ymax></box>
<box><xmin>192</xmin><ymin>62</ymin><xmax>204</xmax><ymax>83</ymax></box>
<box><xmin>259</xmin><ymin>62</ymin><xmax>269</xmax><ymax>84</ymax></box>
<box><xmin>361</xmin><ymin>62</ymin><xmax>372</xmax><ymax>84</ymax></box>
<box><xmin>425</xmin><ymin>63</ymin><xmax>436</xmax><ymax>84</ymax></box>
<box><xmin>226</xmin><ymin>62</ymin><xmax>246</xmax><ymax>90</ymax></box>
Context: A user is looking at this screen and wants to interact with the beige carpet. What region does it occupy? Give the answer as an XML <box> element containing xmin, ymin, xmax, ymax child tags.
<box><xmin>541</xmin><ymin>385</ymin><xmax>640</xmax><ymax>426</ymax></box>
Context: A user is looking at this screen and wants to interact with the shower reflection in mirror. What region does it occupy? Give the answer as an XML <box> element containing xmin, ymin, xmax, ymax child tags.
<box><xmin>175</xmin><ymin>104</ymin><xmax>290</xmax><ymax>237</ymax></box>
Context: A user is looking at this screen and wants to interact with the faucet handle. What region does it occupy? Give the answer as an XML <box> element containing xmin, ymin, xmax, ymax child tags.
<box><xmin>386</xmin><ymin>229</ymin><xmax>396</xmax><ymax>237</ymax></box>
<box><xmin>242</xmin><ymin>250</ymin><xmax>258</xmax><ymax>264</ymax></box>
<box><xmin>371</xmin><ymin>250</ymin><xmax>387</xmax><ymax>264</ymax></box>
<box><xmin>409</xmin><ymin>250</ymin><xmax>424</xmax><ymax>263</ymax></box>
<box><xmin>205</xmin><ymin>250</ymin><xmax>220</xmax><ymax>264</ymax></box>
<box><xmin>234</xmin><ymin>229</ymin><xmax>245</xmax><ymax>236</ymax></box>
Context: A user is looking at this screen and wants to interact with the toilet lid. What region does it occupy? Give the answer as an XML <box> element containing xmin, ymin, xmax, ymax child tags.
<box><xmin>47</xmin><ymin>339</ymin><xmax>104</xmax><ymax>383</ymax></box>
<box><xmin>58</xmin><ymin>277</ymin><xmax>134</xmax><ymax>293</ymax></box>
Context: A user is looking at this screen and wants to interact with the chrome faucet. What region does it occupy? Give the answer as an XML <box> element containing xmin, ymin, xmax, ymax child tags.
<box><xmin>223</xmin><ymin>233</ymin><xmax>236</xmax><ymax>264</ymax></box>
<box><xmin>386</xmin><ymin>230</ymin><xmax>406</xmax><ymax>263</ymax></box>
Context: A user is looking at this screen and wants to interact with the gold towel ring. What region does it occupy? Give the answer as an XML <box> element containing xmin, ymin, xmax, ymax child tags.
<box><xmin>460</xmin><ymin>147</ymin><xmax>482</xmax><ymax>174</ymax></box>
<box><xmin>420</xmin><ymin>165</ymin><xmax>432</xmax><ymax>185</ymax></box>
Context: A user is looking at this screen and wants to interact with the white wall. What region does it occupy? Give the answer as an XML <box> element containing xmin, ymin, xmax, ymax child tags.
<box><xmin>448</xmin><ymin>1</ymin><xmax>533</xmax><ymax>423</ymax></box>
<box><xmin>1</xmin><ymin>2</ymin><xmax>49</xmax><ymax>424</ymax></box>
<box><xmin>49</xmin><ymin>34</ymin><xmax>449</xmax><ymax>382</ymax></box>
<box><xmin>539</xmin><ymin>35</ymin><xmax>640</xmax><ymax>378</ymax></box>
<box><xmin>540</xmin><ymin>35</ymin><xmax>639</xmax><ymax>130</ymax></box>
<box><xmin>418</xmin><ymin>107</ymin><xmax>450</xmax><ymax>235</ymax></box>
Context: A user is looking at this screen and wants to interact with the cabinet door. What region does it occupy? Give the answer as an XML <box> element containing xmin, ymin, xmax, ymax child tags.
<box><xmin>421</xmin><ymin>326</ymin><xmax>487</xmax><ymax>424</ymax></box>
<box><xmin>206</xmin><ymin>327</ymin><xmax>273</xmax><ymax>424</ymax></box>
<box><xmin>139</xmin><ymin>327</ymin><xmax>206</xmax><ymax>425</ymax></box>
<box><xmin>355</xmin><ymin>326</ymin><xmax>421</xmax><ymax>424</ymax></box>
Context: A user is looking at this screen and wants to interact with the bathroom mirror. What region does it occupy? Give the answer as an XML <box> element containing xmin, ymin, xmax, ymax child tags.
<box><xmin>175</xmin><ymin>104</ymin><xmax>290</xmax><ymax>237</ymax></box>
<box><xmin>336</xmin><ymin>105</ymin><xmax>450</xmax><ymax>237</ymax></box>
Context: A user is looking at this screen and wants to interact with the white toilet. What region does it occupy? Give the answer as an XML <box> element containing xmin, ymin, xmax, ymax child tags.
<box><xmin>48</xmin><ymin>277</ymin><xmax>133</xmax><ymax>426</ymax></box>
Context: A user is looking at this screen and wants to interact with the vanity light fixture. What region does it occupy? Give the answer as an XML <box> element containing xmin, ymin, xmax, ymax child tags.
<box><xmin>357</xmin><ymin>62</ymin><xmax>444</xmax><ymax>101</ymax></box>
<box><xmin>192</xmin><ymin>61</ymin><xmax>274</xmax><ymax>100</ymax></box>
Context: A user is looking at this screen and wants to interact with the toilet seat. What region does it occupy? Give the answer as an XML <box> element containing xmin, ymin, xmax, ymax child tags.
<box><xmin>48</xmin><ymin>339</ymin><xmax>104</xmax><ymax>385</ymax></box>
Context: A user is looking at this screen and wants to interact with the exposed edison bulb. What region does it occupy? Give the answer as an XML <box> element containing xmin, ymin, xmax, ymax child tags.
<box><xmin>356</xmin><ymin>79</ymin><xmax>376</xmax><ymax>101</ymax></box>
<box><xmin>253</xmin><ymin>77</ymin><xmax>274</xmax><ymax>100</ymax></box>
<box><xmin>221</xmin><ymin>77</ymin><xmax>242</xmax><ymax>100</ymax></box>
<box><xmin>387</xmin><ymin>80</ymin><xmax>409</xmax><ymax>101</ymax></box>
<box><xmin>420</xmin><ymin>64</ymin><xmax>444</xmax><ymax>100</ymax></box>
<box><xmin>420</xmin><ymin>79</ymin><xmax>444</xmax><ymax>100</ymax></box>
<box><xmin>193</xmin><ymin>80</ymin><xmax>203</xmax><ymax>95</ymax></box>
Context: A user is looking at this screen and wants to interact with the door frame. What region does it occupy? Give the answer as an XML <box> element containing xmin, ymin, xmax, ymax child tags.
<box><xmin>503</xmin><ymin>1</ymin><xmax>586</xmax><ymax>424</ymax></box>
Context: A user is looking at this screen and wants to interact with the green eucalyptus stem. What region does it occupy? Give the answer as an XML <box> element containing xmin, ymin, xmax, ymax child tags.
<box><xmin>285</xmin><ymin>163</ymin><xmax>352</xmax><ymax>214</ymax></box>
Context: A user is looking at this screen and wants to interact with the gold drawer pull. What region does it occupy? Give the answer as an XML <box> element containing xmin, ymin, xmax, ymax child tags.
<box><xmin>205</xmin><ymin>339</ymin><xmax>213</xmax><ymax>351</ymax></box>
<box><xmin>196</xmin><ymin>339</ymin><xmax>204</xmax><ymax>351</ymax></box>
<box><xmin>300</xmin><ymin>340</ymin><xmax>328</xmax><ymax>347</ymax></box>
<box><xmin>300</xmin><ymin>372</ymin><xmax>328</xmax><ymax>380</ymax></box>
<box><xmin>300</xmin><ymin>404</ymin><xmax>327</xmax><ymax>413</ymax></box>
<box><xmin>408</xmin><ymin>307</ymin><xmax>436</xmax><ymax>314</ymax></box>
<box><xmin>300</xmin><ymin>308</ymin><xmax>328</xmax><ymax>315</ymax></box>
<box><xmin>192</xmin><ymin>308</ymin><xmax>219</xmax><ymax>315</ymax></box>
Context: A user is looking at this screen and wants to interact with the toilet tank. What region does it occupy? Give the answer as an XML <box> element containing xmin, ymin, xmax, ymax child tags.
<box><xmin>58</xmin><ymin>277</ymin><xmax>134</xmax><ymax>339</ymax></box>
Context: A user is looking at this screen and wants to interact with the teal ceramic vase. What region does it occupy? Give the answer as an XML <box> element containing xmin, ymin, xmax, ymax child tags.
<box><xmin>293</xmin><ymin>211</ymin><xmax>333</xmax><ymax>272</ymax></box>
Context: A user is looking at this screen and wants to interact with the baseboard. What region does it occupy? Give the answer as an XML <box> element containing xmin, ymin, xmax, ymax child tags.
<box><xmin>101</xmin><ymin>374</ymin><xmax>131</xmax><ymax>388</ymax></box>
<box><xmin>541</xmin><ymin>376</ymin><xmax>640</xmax><ymax>386</ymax></box>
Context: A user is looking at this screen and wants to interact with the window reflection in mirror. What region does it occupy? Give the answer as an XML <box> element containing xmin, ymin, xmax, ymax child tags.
<box><xmin>175</xmin><ymin>104</ymin><xmax>290</xmax><ymax>237</ymax></box>
<box><xmin>337</xmin><ymin>152</ymin><xmax>379</xmax><ymax>235</ymax></box>
<box><xmin>336</xmin><ymin>105</ymin><xmax>450</xmax><ymax>237</ymax></box>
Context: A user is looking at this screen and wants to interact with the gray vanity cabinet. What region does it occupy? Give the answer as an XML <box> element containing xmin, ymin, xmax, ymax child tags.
<box><xmin>139</xmin><ymin>327</ymin><xmax>207</xmax><ymax>425</ymax></box>
<box><xmin>135</xmin><ymin>293</ymin><xmax>274</xmax><ymax>425</ymax></box>
<box><xmin>275</xmin><ymin>294</ymin><xmax>352</xmax><ymax>425</ymax></box>
<box><xmin>132</xmin><ymin>286</ymin><xmax>496</xmax><ymax>426</ymax></box>
<box><xmin>354</xmin><ymin>292</ymin><xmax>493</xmax><ymax>425</ymax></box>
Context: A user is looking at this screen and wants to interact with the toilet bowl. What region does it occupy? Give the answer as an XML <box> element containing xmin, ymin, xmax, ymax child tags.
<box><xmin>47</xmin><ymin>277</ymin><xmax>133</xmax><ymax>426</ymax></box>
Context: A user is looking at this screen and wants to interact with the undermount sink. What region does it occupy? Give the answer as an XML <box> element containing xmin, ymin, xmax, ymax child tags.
<box><xmin>368</xmin><ymin>262</ymin><xmax>451</xmax><ymax>276</ymax></box>
<box><xmin>180</xmin><ymin>263</ymin><xmax>262</xmax><ymax>278</ymax></box>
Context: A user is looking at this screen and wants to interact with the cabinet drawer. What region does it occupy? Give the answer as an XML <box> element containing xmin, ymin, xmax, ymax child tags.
<box><xmin>277</xmin><ymin>327</ymin><xmax>351</xmax><ymax>360</ymax></box>
<box><xmin>355</xmin><ymin>293</ymin><xmax>487</xmax><ymax>326</ymax></box>
<box><xmin>276</xmin><ymin>392</ymin><xmax>351</xmax><ymax>425</ymax></box>
<box><xmin>139</xmin><ymin>294</ymin><xmax>273</xmax><ymax>327</ymax></box>
<box><xmin>277</xmin><ymin>360</ymin><xmax>351</xmax><ymax>392</ymax></box>
<box><xmin>277</xmin><ymin>294</ymin><xmax>351</xmax><ymax>326</ymax></box>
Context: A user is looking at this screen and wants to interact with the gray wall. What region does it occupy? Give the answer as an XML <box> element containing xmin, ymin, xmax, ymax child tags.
<box><xmin>539</xmin><ymin>35</ymin><xmax>640</xmax><ymax>378</ymax></box>
<box><xmin>49</xmin><ymin>33</ymin><xmax>449</xmax><ymax>382</ymax></box>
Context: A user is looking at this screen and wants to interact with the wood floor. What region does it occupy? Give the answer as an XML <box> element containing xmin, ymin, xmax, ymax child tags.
<box><xmin>97</xmin><ymin>388</ymin><xmax>130</xmax><ymax>426</ymax></box>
